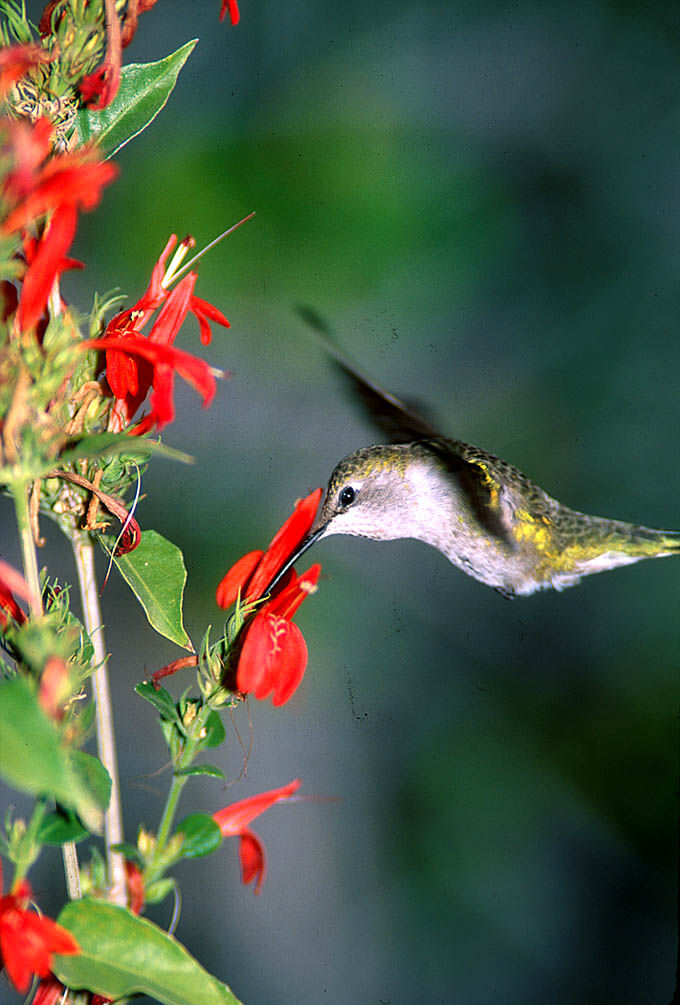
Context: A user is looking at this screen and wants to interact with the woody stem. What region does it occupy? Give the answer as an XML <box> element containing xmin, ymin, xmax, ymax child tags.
<box><xmin>71</xmin><ymin>530</ymin><xmax>126</xmax><ymax>905</ymax></box>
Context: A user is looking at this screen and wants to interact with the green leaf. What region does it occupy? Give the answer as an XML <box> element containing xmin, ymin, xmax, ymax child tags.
<box><xmin>113</xmin><ymin>530</ymin><xmax>192</xmax><ymax>649</ymax></box>
<box><xmin>175</xmin><ymin>764</ymin><xmax>225</xmax><ymax>779</ymax></box>
<box><xmin>39</xmin><ymin>808</ymin><xmax>88</xmax><ymax>845</ymax></box>
<box><xmin>199</xmin><ymin>710</ymin><xmax>226</xmax><ymax>750</ymax></box>
<box><xmin>55</xmin><ymin>899</ymin><xmax>242</xmax><ymax>1005</ymax></box>
<box><xmin>75</xmin><ymin>41</ymin><xmax>198</xmax><ymax>159</ymax></box>
<box><xmin>69</xmin><ymin>751</ymin><xmax>112</xmax><ymax>812</ymax></box>
<box><xmin>144</xmin><ymin>877</ymin><xmax>176</xmax><ymax>904</ymax></box>
<box><xmin>59</xmin><ymin>432</ymin><xmax>194</xmax><ymax>467</ymax></box>
<box><xmin>176</xmin><ymin>813</ymin><xmax>223</xmax><ymax>859</ymax></box>
<box><xmin>135</xmin><ymin>681</ymin><xmax>181</xmax><ymax>723</ymax></box>
<box><xmin>110</xmin><ymin>842</ymin><xmax>142</xmax><ymax>863</ymax></box>
<box><xmin>0</xmin><ymin>678</ymin><xmax>102</xmax><ymax>833</ymax></box>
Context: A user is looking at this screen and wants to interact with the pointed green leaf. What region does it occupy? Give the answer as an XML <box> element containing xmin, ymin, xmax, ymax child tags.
<box><xmin>75</xmin><ymin>41</ymin><xmax>198</xmax><ymax>159</ymax></box>
<box><xmin>0</xmin><ymin>678</ymin><xmax>102</xmax><ymax>832</ymax></box>
<box><xmin>135</xmin><ymin>681</ymin><xmax>181</xmax><ymax>723</ymax></box>
<box><xmin>113</xmin><ymin>530</ymin><xmax>192</xmax><ymax>649</ymax></box>
<box><xmin>59</xmin><ymin>432</ymin><xmax>194</xmax><ymax>467</ymax></box>
<box><xmin>175</xmin><ymin>764</ymin><xmax>225</xmax><ymax>779</ymax></box>
<box><xmin>176</xmin><ymin>813</ymin><xmax>223</xmax><ymax>859</ymax></box>
<box><xmin>55</xmin><ymin>900</ymin><xmax>242</xmax><ymax>1005</ymax></box>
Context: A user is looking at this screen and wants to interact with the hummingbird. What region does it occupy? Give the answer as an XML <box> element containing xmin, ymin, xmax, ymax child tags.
<box><xmin>270</xmin><ymin>312</ymin><xmax>680</xmax><ymax>598</ymax></box>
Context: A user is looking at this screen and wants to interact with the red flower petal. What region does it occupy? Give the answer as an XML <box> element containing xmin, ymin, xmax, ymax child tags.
<box><xmin>219</xmin><ymin>0</ymin><xmax>240</xmax><ymax>25</ymax></box>
<box><xmin>87</xmin><ymin>335</ymin><xmax>217</xmax><ymax>430</ymax></box>
<box><xmin>236</xmin><ymin>612</ymin><xmax>308</xmax><ymax>705</ymax></box>
<box><xmin>2</xmin><ymin>160</ymin><xmax>117</xmax><ymax>235</ymax></box>
<box><xmin>245</xmin><ymin>487</ymin><xmax>322</xmax><ymax>600</ymax></box>
<box><xmin>265</xmin><ymin>563</ymin><xmax>322</xmax><ymax>621</ymax></box>
<box><xmin>18</xmin><ymin>203</ymin><xmax>77</xmax><ymax>331</ymax></box>
<box><xmin>148</xmin><ymin>272</ymin><xmax>196</xmax><ymax>346</ymax></box>
<box><xmin>190</xmin><ymin>294</ymin><xmax>231</xmax><ymax>346</ymax></box>
<box><xmin>216</xmin><ymin>550</ymin><xmax>264</xmax><ymax>609</ymax></box>
<box><xmin>238</xmin><ymin>829</ymin><xmax>265</xmax><ymax>893</ymax></box>
<box><xmin>0</xmin><ymin>902</ymin><xmax>79</xmax><ymax>993</ymax></box>
<box><xmin>212</xmin><ymin>779</ymin><xmax>301</xmax><ymax>836</ymax></box>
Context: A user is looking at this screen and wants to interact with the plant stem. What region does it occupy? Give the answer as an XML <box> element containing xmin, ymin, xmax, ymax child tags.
<box><xmin>149</xmin><ymin>705</ymin><xmax>211</xmax><ymax>881</ymax></box>
<box><xmin>155</xmin><ymin>774</ymin><xmax>188</xmax><ymax>856</ymax></box>
<box><xmin>12</xmin><ymin>479</ymin><xmax>82</xmax><ymax>899</ymax></box>
<box><xmin>71</xmin><ymin>530</ymin><xmax>126</xmax><ymax>905</ymax></box>
<box><xmin>11</xmin><ymin>479</ymin><xmax>42</xmax><ymax>617</ymax></box>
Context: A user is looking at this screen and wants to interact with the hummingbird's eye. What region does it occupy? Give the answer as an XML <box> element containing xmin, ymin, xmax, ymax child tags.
<box><xmin>339</xmin><ymin>486</ymin><xmax>356</xmax><ymax>508</ymax></box>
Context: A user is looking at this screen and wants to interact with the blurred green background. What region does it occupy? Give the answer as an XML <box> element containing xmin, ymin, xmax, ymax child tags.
<box><xmin>4</xmin><ymin>1</ymin><xmax>680</xmax><ymax>1002</ymax></box>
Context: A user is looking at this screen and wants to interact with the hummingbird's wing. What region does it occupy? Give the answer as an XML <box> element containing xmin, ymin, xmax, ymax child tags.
<box><xmin>430</xmin><ymin>438</ymin><xmax>519</xmax><ymax>550</ymax></box>
<box><xmin>297</xmin><ymin>306</ymin><xmax>520</xmax><ymax>550</ymax></box>
<box><xmin>295</xmin><ymin>305</ymin><xmax>440</xmax><ymax>441</ymax></box>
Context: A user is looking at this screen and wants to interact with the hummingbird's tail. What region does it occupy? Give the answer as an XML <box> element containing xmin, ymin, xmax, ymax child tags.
<box><xmin>544</xmin><ymin>518</ymin><xmax>680</xmax><ymax>593</ymax></box>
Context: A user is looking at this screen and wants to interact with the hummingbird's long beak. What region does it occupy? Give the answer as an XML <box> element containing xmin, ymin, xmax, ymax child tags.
<box><xmin>263</xmin><ymin>524</ymin><xmax>328</xmax><ymax>596</ymax></box>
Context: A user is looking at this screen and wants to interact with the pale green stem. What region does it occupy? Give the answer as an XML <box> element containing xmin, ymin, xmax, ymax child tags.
<box><xmin>147</xmin><ymin>705</ymin><xmax>212</xmax><ymax>884</ymax></box>
<box><xmin>71</xmin><ymin>530</ymin><xmax>126</xmax><ymax>905</ymax></box>
<box><xmin>11</xmin><ymin>480</ymin><xmax>82</xmax><ymax>899</ymax></box>
<box><xmin>155</xmin><ymin>774</ymin><xmax>188</xmax><ymax>857</ymax></box>
<box><xmin>11</xmin><ymin>480</ymin><xmax>41</xmax><ymax>617</ymax></box>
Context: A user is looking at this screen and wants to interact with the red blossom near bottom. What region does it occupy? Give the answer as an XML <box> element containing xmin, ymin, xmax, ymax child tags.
<box><xmin>0</xmin><ymin>878</ymin><xmax>79</xmax><ymax>993</ymax></box>
<box><xmin>213</xmin><ymin>779</ymin><xmax>301</xmax><ymax>894</ymax></box>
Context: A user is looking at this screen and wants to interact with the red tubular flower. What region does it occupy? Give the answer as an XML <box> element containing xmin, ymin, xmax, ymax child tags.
<box><xmin>86</xmin><ymin>235</ymin><xmax>229</xmax><ymax>433</ymax></box>
<box><xmin>217</xmin><ymin>487</ymin><xmax>323</xmax><ymax>607</ymax></box>
<box><xmin>236</xmin><ymin>565</ymin><xmax>321</xmax><ymax>705</ymax></box>
<box><xmin>212</xmin><ymin>779</ymin><xmax>301</xmax><ymax>894</ymax></box>
<box><xmin>216</xmin><ymin>489</ymin><xmax>323</xmax><ymax>705</ymax></box>
<box><xmin>219</xmin><ymin>0</ymin><xmax>240</xmax><ymax>25</ymax></box>
<box><xmin>1</xmin><ymin>117</ymin><xmax>117</xmax><ymax>330</ymax></box>
<box><xmin>0</xmin><ymin>875</ymin><xmax>79</xmax><ymax>993</ymax></box>
<box><xmin>88</xmin><ymin>333</ymin><xmax>218</xmax><ymax>433</ymax></box>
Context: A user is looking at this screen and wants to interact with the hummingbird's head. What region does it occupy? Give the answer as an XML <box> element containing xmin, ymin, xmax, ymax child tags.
<box><xmin>263</xmin><ymin>442</ymin><xmax>453</xmax><ymax>594</ymax></box>
<box><xmin>314</xmin><ymin>444</ymin><xmax>418</xmax><ymax>541</ymax></box>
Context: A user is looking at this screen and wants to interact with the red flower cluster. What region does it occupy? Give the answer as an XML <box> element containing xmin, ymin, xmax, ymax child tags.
<box><xmin>217</xmin><ymin>488</ymin><xmax>322</xmax><ymax>706</ymax></box>
<box><xmin>0</xmin><ymin>872</ymin><xmax>79</xmax><ymax>993</ymax></box>
<box><xmin>212</xmin><ymin>779</ymin><xmax>301</xmax><ymax>894</ymax></box>
<box><xmin>0</xmin><ymin>50</ymin><xmax>117</xmax><ymax>332</ymax></box>
<box><xmin>86</xmin><ymin>234</ymin><xmax>230</xmax><ymax>433</ymax></box>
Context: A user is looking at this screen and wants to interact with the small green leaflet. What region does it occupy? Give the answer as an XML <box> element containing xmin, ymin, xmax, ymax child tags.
<box><xmin>75</xmin><ymin>40</ymin><xmax>197</xmax><ymax>159</ymax></box>
<box><xmin>55</xmin><ymin>900</ymin><xmax>243</xmax><ymax>1005</ymax></box>
<box><xmin>113</xmin><ymin>530</ymin><xmax>192</xmax><ymax>649</ymax></box>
